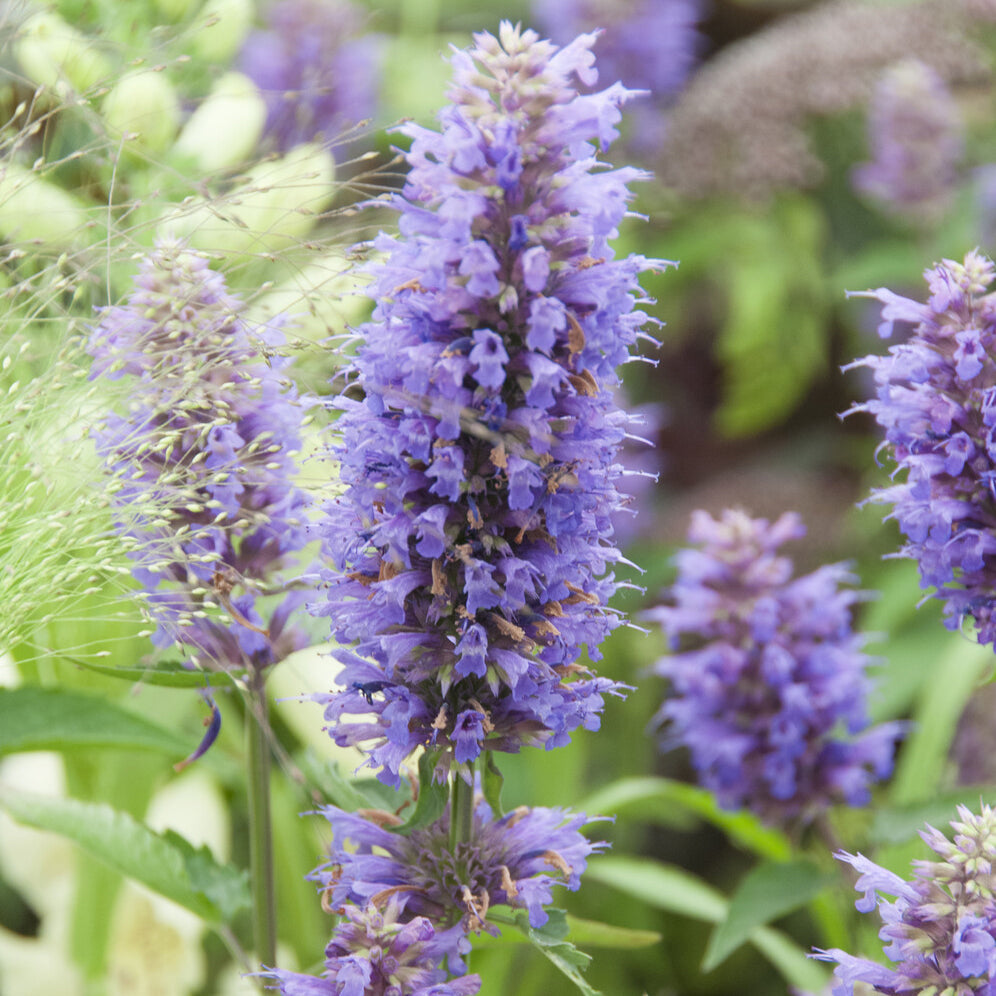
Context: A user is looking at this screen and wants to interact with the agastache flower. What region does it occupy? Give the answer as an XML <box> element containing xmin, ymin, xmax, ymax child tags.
<box><xmin>239</xmin><ymin>0</ymin><xmax>381</xmax><ymax>152</ymax></box>
<box><xmin>646</xmin><ymin>509</ymin><xmax>902</xmax><ymax>826</ymax></box>
<box><xmin>312</xmin><ymin>797</ymin><xmax>605</xmax><ymax>939</ymax></box>
<box><xmin>87</xmin><ymin>238</ymin><xmax>313</xmax><ymax>673</ymax></box>
<box><xmin>845</xmin><ymin>251</ymin><xmax>996</xmax><ymax>649</ymax></box>
<box><xmin>853</xmin><ymin>58</ymin><xmax>963</xmax><ymax>223</ymax></box>
<box><xmin>313</xmin><ymin>23</ymin><xmax>666</xmax><ymax>785</ymax></box>
<box><xmin>815</xmin><ymin>804</ymin><xmax>996</xmax><ymax>994</ymax></box>
<box><xmin>259</xmin><ymin>895</ymin><xmax>481</xmax><ymax>996</ymax></box>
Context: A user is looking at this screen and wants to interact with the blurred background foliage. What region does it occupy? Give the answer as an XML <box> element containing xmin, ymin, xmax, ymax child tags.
<box><xmin>2</xmin><ymin>0</ymin><xmax>996</xmax><ymax>994</ymax></box>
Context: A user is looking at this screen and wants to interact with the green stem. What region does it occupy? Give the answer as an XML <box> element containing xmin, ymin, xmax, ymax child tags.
<box><xmin>449</xmin><ymin>761</ymin><xmax>475</xmax><ymax>852</ymax></box>
<box><xmin>246</xmin><ymin>671</ymin><xmax>277</xmax><ymax>972</ymax></box>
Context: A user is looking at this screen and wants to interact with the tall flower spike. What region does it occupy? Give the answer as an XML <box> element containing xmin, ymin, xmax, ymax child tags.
<box><xmin>259</xmin><ymin>894</ymin><xmax>482</xmax><ymax>996</ymax></box>
<box><xmin>646</xmin><ymin>509</ymin><xmax>902</xmax><ymax>826</ymax></box>
<box><xmin>852</xmin><ymin>58</ymin><xmax>963</xmax><ymax>223</ymax></box>
<box><xmin>815</xmin><ymin>804</ymin><xmax>996</xmax><ymax>994</ymax></box>
<box><xmin>313</xmin><ymin>22</ymin><xmax>667</xmax><ymax>785</ymax></box>
<box><xmin>88</xmin><ymin>238</ymin><xmax>313</xmax><ymax>672</ymax></box>
<box><xmin>239</xmin><ymin>0</ymin><xmax>382</xmax><ymax>152</ymax></box>
<box><xmin>846</xmin><ymin>251</ymin><xmax>996</xmax><ymax>649</ymax></box>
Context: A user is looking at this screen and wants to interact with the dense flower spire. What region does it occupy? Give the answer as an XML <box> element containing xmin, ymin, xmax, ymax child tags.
<box><xmin>88</xmin><ymin>238</ymin><xmax>312</xmax><ymax>672</ymax></box>
<box><xmin>846</xmin><ymin>251</ymin><xmax>996</xmax><ymax>649</ymax></box>
<box><xmin>815</xmin><ymin>804</ymin><xmax>996</xmax><ymax>995</ymax></box>
<box><xmin>239</xmin><ymin>0</ymin><xmax>381</xmax><ymax>151</ymax></box>
<box><xmin>311</xmin><ymin>797</ymin><xmax>605</xmax><ymax>937</ymax></box>
<box><xmin>259</xmin><ymin>895</ymin><xmax>481</xmax><ymax>995</ymax></box>
<box><xmin>646</xmin><ymin>509</ymin><xmax>901</xmax><ymax>826</ymax></box>
<box><xmin>853</xmin><ymin>58</ymin><xmax>963</xmax><ymax>222</ymax></box>
<box><xmin>313</xmin><ymin>22</ymin><xmax>665</xmax><ymax>785</ymax></box>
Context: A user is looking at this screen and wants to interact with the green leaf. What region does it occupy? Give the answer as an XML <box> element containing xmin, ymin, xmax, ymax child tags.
<box><xmin>508</xmin><ymin>909</ymin><xmax>600</xmax><ymax>996</ymax></box>
<box><xmin>585</xmin><ymin>857</ymin><xmax>829</xmax><ymax>993</ymax></box>
<box><xmin>872</xmin><ymin>788</ymin><xmax>996</xmax><ymax>845</ymax></box>
<box><xmin>68</xmin><ymin>656</ymin><xmax>246</xmax><ymax>688</ymax></box>
<box><xmin>577</xmin><ymin>777</ymin><xmax>791</xmax><ymax>860</ymax></box>
<box><xmin>0</xmin><ymin>686</ymin><xmax>193</xmax><ymax>757</ymax></box>
<box><xmin>393</xmin><ymin>750</ymin><xmax>447</xmax><ymax>836</ymax></box>
<box><xmin>564</xmin><ymin>915</ymin><xmax>661</xmax><ymax>950</ymax></box>
<box><xmin>0</xmin><ymin>788</ymin><xmax>249</xmax><ymax>923</ymax></box>
<box><xmin>702</xmin><ymin>859</ymin><xmax>832</xmax><ymax>972</ymax></box>
<box><xmin>482</xmin><ymin>753</ymin><xmax>504</xmax><ymax>816</ymax></box>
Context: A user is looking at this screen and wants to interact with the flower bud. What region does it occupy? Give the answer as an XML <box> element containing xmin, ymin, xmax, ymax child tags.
<box><xmin>102</xmin><ymin>70</ymin><xmax>181</xmax><ymax>154</ymax></box>
<box><xmin>162</xmin><ymin>142</ymin><xmax>335</xmax><ymax>255</ymax></box>
<box><xmin>173</xmin><ymin>71</ymin><xmax>265</xmax><ymax>172</ymax></box>
<box><xmin>187</xmin><ymin>0</ymin><xmax>253</xmax><ymax>63</ymax></box>
<box><xmin>14</xmin><ymin>10</ymin><xmax>111</xmax><ymax>94</ymax></box>
<box><xmin>0</xmin><ymin>163</ymin><xmax>89</xmax><ymax>247</ymax></box>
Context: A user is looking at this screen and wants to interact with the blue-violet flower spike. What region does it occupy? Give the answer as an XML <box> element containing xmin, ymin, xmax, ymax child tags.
<box><xmin>313</xmin><ymin>22</ymin><xmax>669</xmax><ymax>785</ymax></box>
<box><xmin>646</xmin><ymin>509</ymin><xmax>902</xmax><ymax>826</ymax></box>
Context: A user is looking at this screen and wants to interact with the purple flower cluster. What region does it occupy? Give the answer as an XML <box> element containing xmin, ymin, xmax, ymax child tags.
<box><xmin>646</xmin><ymin>509</ymin><xmax>901</xmax><ymax>826</ymax></box>
<box><xmin>88</xmin><ymin>238</ymin><xmax>312</xmax><ymax>672</ymax></box>
<box><xmin>260</xmin><ymin>895</ymin><xmax>481</xmax><ymax>996</ymax></box>
<box><xmin>239</xmin><ymin>0</ymin><xmax>381</xmax><ymax>152</ymax></box>
<box><xmin>846</xmin><ymin>251</ymin><xmax>996</xmax><ymax>648</ymax></box>
<box><xmin>815</xmin><ymin>804</ymin><xmax>996</xmax><ymax>995</ymax></box>
<box><xmin>313</xmin><ymin>23</ymin><xmax>665</xmax><ymax>785</ymax></box>
<box><xmin>312</xmin><ymin>797</ymin><xmax>605</xmax><ymax>937</ymax></box>
<box><xmin>531</xmin><ymin>0</ymin><xmax>703</xmax><ymax>154</ymax></box>
<box><xmin>853</xmin><ymin>58</ymin><xmax>963</xmax><ymax>223</ymax></box>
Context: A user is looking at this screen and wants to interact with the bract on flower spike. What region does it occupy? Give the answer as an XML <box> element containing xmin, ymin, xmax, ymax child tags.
<box><xmin>311</xmin><ymin>21</ymin><xmax>670</xmax><ymax>786</ymax></box>
<box><xmin>646</xmin><ymin>509</ymin><xmax>903</xmax><ymax>827</ymax></box>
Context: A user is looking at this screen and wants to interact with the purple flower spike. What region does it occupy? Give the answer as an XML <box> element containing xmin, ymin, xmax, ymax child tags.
<box><xmin>646</xmin><ymin>509</ymin><xmax>903</xmax><ymax>826</ymax></box>
<box><xmin>239</xmin><ymin>0</ymin><xmax>382</xmax><ymax>151</ymax></box>
<box><xmin>815</xmin><ymin>804</ymin><xmax>996</xmax><ymax>995</ymax></box>
<box><xmin>853</xmin><ymin>58</ymin><xmax>963</xmax><ymax>223</ymax></box>
<box><xmin>313</xmin><ymin>22</ymin><xmax>668</xmax><ymax>785</ymax></box>
<box><xmin>847</xmin><ymin>251</ymin><xmax>996</xmax><ymax>649</ymax></box>
<box><xmin>88</xmin><ymin>238</ymin><xmax>313</xmax><ymax>672</ymax></box>
<box><xmin>259</xmin><ymin>894</ymin><xmax>481</xmax><ymax>995</ymax></box>
<box><xmin>312</xmin><ymin>797</ymin><xmax>606</xmax><ymax>936</ymax></box>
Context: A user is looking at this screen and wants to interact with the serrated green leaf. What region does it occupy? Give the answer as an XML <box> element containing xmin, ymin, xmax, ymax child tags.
<box><xmin>68</xmin><ymin>656</ymin><xmax>246</xmax><ymax>688</ymax></box>
<box><xmin>576</xmin><ymin>777</ymin><xmax>791</xmax><ymax>860</ymax></box>
<box><xmin>0</xmin><ymin>788</ymin><xmax>249</xmax><ymax>923</ymax></box>
<box><xmin>509</xmin><ymin>909</ymin><xmax>600</xmax><ymax>996</ymax></box>
<box><xmin>0</xmin><ymin>686</ymin><xmax>192</xmax><ymax>757</ymax></box>
<box><xmin>585</xmin><ymin>857</ymin><xmax>829</xmax><ymax>993</ymax></box>
<box><xmin>393</xmin><ymin>750</ymin><xmax>447</xmax><ymax>836</ymax></box>
<box><xmin>702</xmin><ymin>859</ymin><xmax>832</xmax><ymax>972</ymax></box>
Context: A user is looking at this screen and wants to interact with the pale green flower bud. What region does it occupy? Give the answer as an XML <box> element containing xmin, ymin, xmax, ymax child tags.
<box><xmin>102</xmin><ymin>70</ymin><xmax>181</xmax><ymax>154</ymax></box>
<box><xmin>187</xmin><ymin>0</ymin><xmax>253</xmax><ymax>63</ymax></box>
<box><xmin>0</xmin><ymin>164</ymin><xmax>89</xmax><ymax>247</ymax></box>
<box><xmin>162</xmin><ymin>142</ymin><xmax>336</xmax><ymax>256</ymax></box>
<box><xmin>14</xmin><ymin>11</ymin><xmax>111</xmax><ymax>94</ymax></box>
<box><xmin>173</xmin><ymin>71</ymin><xmax>265</xmax><ymax>173</ymax></box>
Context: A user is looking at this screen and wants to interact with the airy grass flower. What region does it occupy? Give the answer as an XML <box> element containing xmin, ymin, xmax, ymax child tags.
<box><xmin>815</xmin><ymin>804</ymin><xmax>996</xmax><ymax>995</ymax></box>
<box><xmin>87</xmin><ymin>238</ymin><xmax>313</xmax><ymax>673</ymax></box>
<box><xmin>646</xmin><ymin>509</ymin><xmax>902</xmax><ymax>826</ymax></box>
<box><xmin>313</xmin><ymin>22</ymin><xmax>666</xmax><ymax>785</ymax></box>
<box><xmin>259</xmin><ymin>895</ymin><xmax>481</xmax><ymax>996</ymax></box>
<box><xmin>846</xmin><ymin>251</ymin><xmax>996</xmax><ymax>649</ymax></box>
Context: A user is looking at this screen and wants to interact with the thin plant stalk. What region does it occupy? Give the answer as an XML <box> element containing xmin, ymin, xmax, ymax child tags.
<box><xmin>449</xmin><ymin>761</ymin><xmax>475</xmax><ymax>853</ymax></box>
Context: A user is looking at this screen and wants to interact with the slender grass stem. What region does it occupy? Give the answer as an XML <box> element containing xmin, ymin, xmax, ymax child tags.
<box><xmin>449</xmin><ymin>761</ymin><xmax>475</xmax><ymax>853</ymax></box>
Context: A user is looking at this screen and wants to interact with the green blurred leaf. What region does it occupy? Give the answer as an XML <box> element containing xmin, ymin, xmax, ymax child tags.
<box><xmin>564</xmin><ymin>915</ymin><xmax>661</xmax><ymax>950</ymax></box>
<box><xmin>482</xmin><ymin>753</ymin><xmax>504</xmax><ymax>816</ymax></box>
<box><xmin>872</xmin><ymin>788</ymin><xmax>996</xmax><ymax>845</ymax></box>
<box><xmin>702</xmin><ymin>859</ymin><xmax>832</xmax><ymax>972</ymax></box>
<box><xmin>0</xmin><ymin>686</ymin><xmax>192</xmax><ymax>756</ymax></box>
<box><xmin>394</xmin><ymin>749</ymin><xmax>447</xmax><ymax>836</ymax></box>
<box><xmin>68</xmin><ymin>656</ymin><xmax>246</xmax><ymax>688</ymax></box>
<box><xmin>577</xmin><ymin>777</ymin><xmax>791</xmax><ymax>860</ymax></box>
<box><xmin>585</xmin><ymin>857</ymin><xmax>829</xmax><ymax>993</ymax></box>
<box><xmin>0</xmin><ymin>788</ymin><xmax>249</xmax><ymax>923</ymax></box>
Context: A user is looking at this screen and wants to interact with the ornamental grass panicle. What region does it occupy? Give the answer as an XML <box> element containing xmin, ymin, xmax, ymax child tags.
<box><xmin>646</xmin><ymin>509</ymin><xmax>902</xmax><ymax>826</ymax></box>
<box><xmin>311</xmin><ymin>796</ymin><xmax>605</xmax><ymax>939</ymax></box>
<box><xmin>815</xmin><ymin>804</ymin><xmax>996</xmax><ymax>995</ymax></box>
<box><xmin>313</xmin><ymin>22</ymin><xmax>667</xmax><ymax>785</ymax></box>
<box><xmin>853</xmin><ymin>58</ymin><xmax>964</xmax><ymax>223</ymax></box>
<box><xmin>87</xmin><ymin>238</ymin><xmax>313</xmax><ymax>674</ymax></box>
<box><xmin>259</xmin><ymin>894</ymin><xmax>482</xmax><ymax>996</ymax></box>
<box><xmin>238</xmin><ymin>0</ymin><xmax>382</xmax><ymax>151</ymax></box>
<box><xmin>846</xmin><ymin>251</ymin><xmax>996</xmax><ymax>649</ymax></box>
